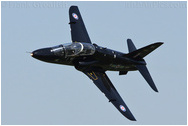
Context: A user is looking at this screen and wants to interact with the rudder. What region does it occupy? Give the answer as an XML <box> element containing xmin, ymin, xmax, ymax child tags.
<box><xmin>127</xmin><ymin>39</ymin><xmax>137</xmax><ymax>52</ymax></box>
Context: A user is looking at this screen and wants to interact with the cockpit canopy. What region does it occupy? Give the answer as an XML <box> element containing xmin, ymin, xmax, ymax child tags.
<box><xmin>51</xmin><ymin>42</ymin><xmax>95</xmax><ymax>57</ymax></box>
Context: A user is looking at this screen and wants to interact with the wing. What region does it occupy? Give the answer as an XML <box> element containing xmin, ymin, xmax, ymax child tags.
<box><xmin>69</xmin><ymin>6</ymin><xmax>91</xmax><ymax>43</ymax></box>
<box><xmin>83</xmin><ymin>70</ymin><xmax>136</xmax><ymax>121</ymax></box>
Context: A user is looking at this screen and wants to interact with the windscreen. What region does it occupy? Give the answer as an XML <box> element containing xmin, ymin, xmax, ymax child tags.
<box><xmin>51</xmin><ymin>45</ymin><xmax>64</xmax><ymax>56</ymax></box>
<box><xmin>63</xmin><ymin>42</ymin><xmax>95</xmax><ymax>57</ymax></box>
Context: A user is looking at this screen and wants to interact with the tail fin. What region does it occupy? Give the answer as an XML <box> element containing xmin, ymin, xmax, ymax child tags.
<box><xmin>127</xmin><ymin>39</ymin><xmax>137</xmax><ymax>52</ymax></box>
<box><xmin>126</xmin><ymin>39</ymin><xmax>163</xmax><ymax>92</ymax></box>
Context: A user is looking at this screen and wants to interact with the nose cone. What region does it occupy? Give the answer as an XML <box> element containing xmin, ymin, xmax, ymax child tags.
<box><xmin>31</xmin><ymin>48</ymin><xmax>54</xmax><ymax>62</ymax></box>
<box><xmin>30</xmin><ymin>53</ymin><xmax>34</xmax><ymax>57</ymax></box>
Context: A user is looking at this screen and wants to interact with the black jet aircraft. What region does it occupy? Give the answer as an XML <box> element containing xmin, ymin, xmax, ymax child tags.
<box><xmin>31</xmin><ymin>6</ymin><xmax>163</xmax><ymax>121</ymax></box>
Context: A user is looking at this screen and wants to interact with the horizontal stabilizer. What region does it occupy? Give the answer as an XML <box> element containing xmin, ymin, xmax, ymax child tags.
<box><xmin>136</xmin><ymin>65</ymin><xmax>158</xmax><ymax>92</ymax></box>
<box><xmin>126</xmin><ymin>42</ymin><xmax>163</xmax><ymax>60</ymax></box>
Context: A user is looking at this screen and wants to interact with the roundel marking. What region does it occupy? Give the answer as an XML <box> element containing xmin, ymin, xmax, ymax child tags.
<box><xmin>120</xmin><ymin>105</ymin><xmax>126</xmax><ymax>112</ymax></box>
<box><xmin>72</xmin><ymin>13</ymin><xmax>79</xmax><ymax>20</ymax></box>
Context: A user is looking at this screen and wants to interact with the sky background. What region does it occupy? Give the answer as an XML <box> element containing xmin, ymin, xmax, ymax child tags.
<box><xmin>2</xmin><ymin>1</ymin><xmax>187</xmax><ymax>125</ymax></box>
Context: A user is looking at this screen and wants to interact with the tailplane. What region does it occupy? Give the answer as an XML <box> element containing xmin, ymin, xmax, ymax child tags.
<box><xmin>126</xmin><ymin>39</ymin><xmax>163</xmax><ymax>92</ymax></box>
<box><xmin>127</xmin><ymin>39</ymin><xmax>163</xmax><ymax>60</ymax></box>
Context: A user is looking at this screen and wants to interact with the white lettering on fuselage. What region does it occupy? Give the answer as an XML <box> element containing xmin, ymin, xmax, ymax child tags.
<box><xmin>110</xmin><ymin>64</ymin><xmax>124</xmax><ymax>69</ymax></box>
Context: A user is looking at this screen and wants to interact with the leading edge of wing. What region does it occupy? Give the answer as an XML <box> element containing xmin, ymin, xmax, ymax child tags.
<box><xmin>83</xmin><ymin>70</ymin><xmax>136</xmax><ymax>121</ymax></box>
<box><xmin>69</xmin><ymin>6</ymin><xmax>91</xmax><ymax>43</ymax></box>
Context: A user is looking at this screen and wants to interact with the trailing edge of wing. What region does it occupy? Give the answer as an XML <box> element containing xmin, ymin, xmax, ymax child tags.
<box><xmin>69</xmin><ymin>6</ymin><xmax>91</xmax><ymax>43</ymax></box>
<box><xmin>83</xmin><ymin>70</ymin><xmax>136</xmax><ymax>121</ymax></box>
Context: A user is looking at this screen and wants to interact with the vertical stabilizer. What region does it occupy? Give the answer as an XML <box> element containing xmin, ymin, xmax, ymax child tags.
<box><xmin>127</xmin><ymin>39</ymin><xmax>137</xmax><ymax>52</ymax></box>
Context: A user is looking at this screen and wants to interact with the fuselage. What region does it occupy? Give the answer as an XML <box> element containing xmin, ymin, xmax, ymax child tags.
<box><xmin>31</xmin><ymin>42</ymin><xmax>145</xmax><ymax>72</ymax></box>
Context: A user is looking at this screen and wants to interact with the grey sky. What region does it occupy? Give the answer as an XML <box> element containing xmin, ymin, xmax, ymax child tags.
<box><xmin>2</xmin><ymin>1</ymin><xmax>187</xmax><ymax>125</ymax></box>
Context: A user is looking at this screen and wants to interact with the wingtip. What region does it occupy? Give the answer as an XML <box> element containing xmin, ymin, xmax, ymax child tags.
<box><xmin>154</xmin><ymin>89</ymin><xmax>159</xmax><ymax>93</ymax></box>
<box><xmin>69</xmin><ymin>5</ymin><xmax>78</xmax><ymax>11</ymax></box>
<box><xmin>130</xmin><ymin>118</ymin><xmax>137</xmax><ymax>121</ymax></box>
<box><xmin>152</xmin><ymin>86</ymin><xmax>159</xmax><ymax>93</ymax></box>
<box><xmin>125</xmin><ymin>111</ymin><xmax>137</xmax><ymax>121</ymax></box>
<box><xmin>70</xmin><ymin>5</ymin><xmax>78</xmax><ymax>7</ymax></box>
<box><xmin>127</xmin><ymin>116</ymin><xmax>137</xmax><ymax>121</ymax></box>
<box><xmin>127</xmin><ymin>38</ymin><xmax>132</xmax><ymax>42</ymax></box>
